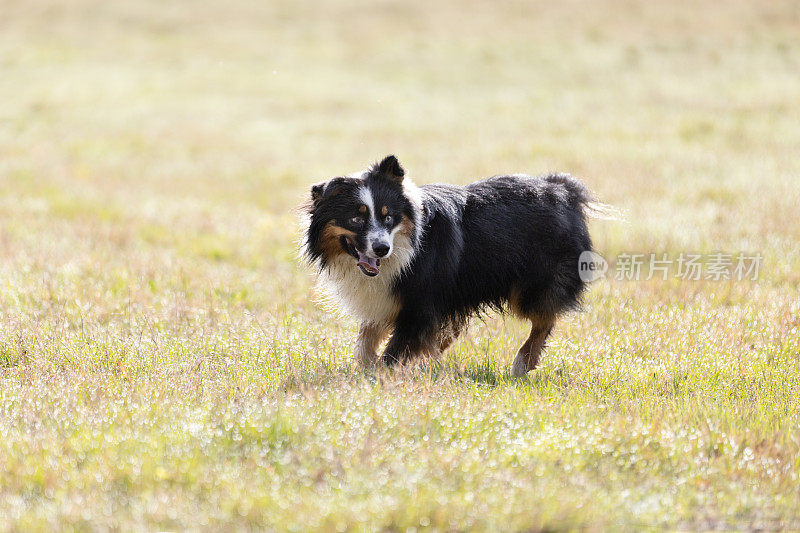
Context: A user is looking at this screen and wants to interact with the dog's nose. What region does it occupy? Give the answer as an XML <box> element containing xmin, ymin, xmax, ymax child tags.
<box><xmin>373</xmin><ymin>242</ymin><xmax>390</xmax><ymax>257</ymax></box>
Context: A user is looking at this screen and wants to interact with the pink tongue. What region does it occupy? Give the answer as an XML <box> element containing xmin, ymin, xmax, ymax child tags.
<box><xmin>356</xmin><ymin>251</ymin><xmax>380</xmax><ymax>274</ymax></box>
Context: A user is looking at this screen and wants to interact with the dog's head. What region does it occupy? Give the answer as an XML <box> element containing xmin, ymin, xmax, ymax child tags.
<box><xmin>304</xmin><ymin>155</ymin><xmax>423</xmax><ymax>277</ymax></box>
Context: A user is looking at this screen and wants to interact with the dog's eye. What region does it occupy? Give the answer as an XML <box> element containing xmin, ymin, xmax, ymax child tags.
<box><xmin>384</xmin><ymin>215</ymin><xmax>393</xmax><ymax>226</ymax></box>
<box><xmin>350</xmin><ymin>216</ymin><xmax>364</xmax><ymax>226</ymax></box>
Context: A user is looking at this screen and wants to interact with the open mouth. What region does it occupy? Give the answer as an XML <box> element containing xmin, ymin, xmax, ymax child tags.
<box><xmin>342</xmin><ymin>237</ymin><xmax>380</xmax><ymax>276</ymax></box>
<box><xmin>356</xmin><ymin>251</ymin><xmax>380</xmax><ymax>276</ymax></box>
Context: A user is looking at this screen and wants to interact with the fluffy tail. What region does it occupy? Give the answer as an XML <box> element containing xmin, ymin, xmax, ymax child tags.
<box><xmin>545</xmin><ymin>173</ymin><xmax>625</xmax><ymax>222</ymax></box>
<box><xmin>584</xmin><ymin>201</ymin><xmax>625</xmax><ymax>221</ymax></box>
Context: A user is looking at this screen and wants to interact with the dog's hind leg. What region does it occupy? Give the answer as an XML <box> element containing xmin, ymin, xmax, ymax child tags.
<box><xmin>355</xmin><ymin>322</ymin><xmax>390</xmax><ymax>367</ymax></box>
<box><xmin>511</xmin><ymin>316</ymin><xmax>555</xmax><ymax>377</ymax></box>
<box><xmin>438</xmin><ymin>319</ymin><xmax>464</xmax><ymax>354</ymax></box>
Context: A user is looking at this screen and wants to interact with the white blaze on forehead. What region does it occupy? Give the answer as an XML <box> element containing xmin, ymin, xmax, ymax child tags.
<box><xmin>358</xmin><ymin>185</ymin><xmax>384</xmax><ymax>258</ymax></box>
<box><xmin>358</xmin><ymin>186</ymin><xmax>376</xmax><ymax>220</ymax></box>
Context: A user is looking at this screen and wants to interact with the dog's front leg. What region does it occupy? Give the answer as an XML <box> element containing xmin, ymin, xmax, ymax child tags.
<box><xmin>381</xmin><ymin>310</ymin><xmax>439</xmax><ymax>365</ymax></box>
<box><xmin>355</xmin><ymin>322</ymin><xmax>390</xmax><ymax>367</ymax></box>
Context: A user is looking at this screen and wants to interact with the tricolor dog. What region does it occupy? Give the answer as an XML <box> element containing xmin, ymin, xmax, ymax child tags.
<box><xmin>303</xmin><ymin>155</ymin><xmax>599</xmax><ymax>376</ymax></box>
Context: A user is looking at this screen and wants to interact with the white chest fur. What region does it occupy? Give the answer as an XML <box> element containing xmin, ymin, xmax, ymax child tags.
<box><xmin>317</xmin><ymin>233</ymin><xmax>415</xmax><ymax>325</ymax></box>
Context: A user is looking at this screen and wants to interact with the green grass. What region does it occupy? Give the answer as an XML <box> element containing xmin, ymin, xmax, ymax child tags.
<box><xmin>1</xmin><ymin>0</ymin><xmax>800</xmax><ymax>530</ymax></box>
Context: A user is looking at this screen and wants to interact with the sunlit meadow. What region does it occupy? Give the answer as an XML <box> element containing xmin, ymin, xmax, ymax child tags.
<box><xmin>1</xmin><ymin>0</ymin><xmax>799</xmax><ymax>530</ymax></box>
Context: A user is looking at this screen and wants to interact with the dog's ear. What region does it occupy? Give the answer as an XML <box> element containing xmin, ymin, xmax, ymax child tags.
<box><xmin>310</xmin><ymin>177</ymin><xmax>347</xmax><ymax>206</ymax></box>
<box><xmin>311</xmin><ymin>182</ymin><xmax>325</xmax><ymax>204</ymax></box>
<box><xmin>375</xmin><ymin>155</ymin><xmax>405</xmax><ymax>184</ymax></box>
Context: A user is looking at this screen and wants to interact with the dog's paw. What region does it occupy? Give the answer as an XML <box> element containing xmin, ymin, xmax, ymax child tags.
<box><xmin>511</xmin><ymin>354</ymin><xmax>530</xmax><ymax>378</ymax></box>
<box><xmin>355</xmin><ymin>351</ymin><xmax>379</xmax><ymax>368</ymax></box>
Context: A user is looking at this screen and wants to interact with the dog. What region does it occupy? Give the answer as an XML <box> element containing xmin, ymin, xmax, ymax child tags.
<box><xmin>303</xmin><ymin>155</ymin><xmax>598</xmax><ymax>377</ymax></box>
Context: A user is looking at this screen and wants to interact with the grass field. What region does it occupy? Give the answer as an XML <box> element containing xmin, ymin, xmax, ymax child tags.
<box><xmin>1</xmin><ymin>0</ymin><xmax>800</xmax><ymax>530</ymax></box>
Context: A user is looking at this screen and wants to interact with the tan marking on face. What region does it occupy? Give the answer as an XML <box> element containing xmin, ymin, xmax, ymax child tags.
<box><xmin>359</xmin><ymin>205</ymin><xmax>367</xmax><ymax>214</ymax></box>
<box><xmin>398</xmin><ymin>214</ymin><xmax>415</xmax><ymax>237</ymax></box>
<box><xmin>320</xmin><ymin>221</ymin><xmax>356</xmax><ymax>260</ymax></box>
<box><xmin>381</xmin><ymin>205</ymin><xmax>388</xmax><ymax>216</ymax></box>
